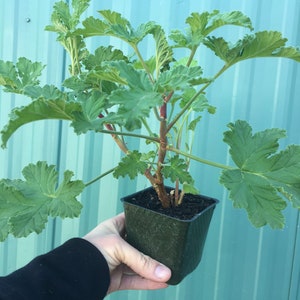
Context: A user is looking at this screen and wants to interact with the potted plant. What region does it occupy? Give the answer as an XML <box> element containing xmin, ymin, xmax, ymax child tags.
<box><xmin>0</xmin><ymin>0</ymin><xmax>300</xmax><ymax>284</ymax></box>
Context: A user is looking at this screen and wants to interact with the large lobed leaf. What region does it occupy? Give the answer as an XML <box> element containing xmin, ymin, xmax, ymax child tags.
<box><xmin>204</xmin><ymin>31</ymin><xmax>300</xmax><ymax>67</ymax></box>
<box><xmin>105</xmin><ymin>89</ymin><xmax>162</xmax><ymax>131</ymax></box>
<box><xmin>155</xmin><ymin>65</ymin><xmax>203</xmax><ymax>92</ymax></box>
<box><xmin>170</xmin><ymin>10</ymin><xmax>253</xmax><ymax>49</ymax></box>
<box><xmin>1</xmin><ymin>98</ymin><xmax>82</xmax><ymax>148</ymax></box>
<box><xmin>0</xmin><ymin>162</ymin><xmax>84</xmax><ymax>241</ymax></box>
<box><xmin>220</xmin><ymin>120</ymin><xmax>300</xmax><ymax>228</ymax></box>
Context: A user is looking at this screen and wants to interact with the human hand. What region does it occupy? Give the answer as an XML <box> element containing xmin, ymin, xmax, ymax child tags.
<box><xmin>83</xmin><ymin>213</ymin><xmax>171</xmax><ymax>294</ymax></box>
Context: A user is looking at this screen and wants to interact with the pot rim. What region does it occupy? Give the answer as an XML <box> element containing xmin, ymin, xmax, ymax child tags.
<box><xmin>121</xmin><ymin>186</ymin><xmax>219</xmax><ymax>223</ymax></box>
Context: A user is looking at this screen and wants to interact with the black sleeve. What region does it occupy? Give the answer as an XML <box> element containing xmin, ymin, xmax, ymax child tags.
<box><xmin>0</xmin><ymin>238</ymin><xmax>110</xmax><ymax>300</ymax></box>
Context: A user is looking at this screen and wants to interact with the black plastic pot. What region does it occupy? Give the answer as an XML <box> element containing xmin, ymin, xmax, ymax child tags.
<box><xmin>121</xmin><ymin>186</ymin><xmax>219</xmax><ymax>285</ymax></box>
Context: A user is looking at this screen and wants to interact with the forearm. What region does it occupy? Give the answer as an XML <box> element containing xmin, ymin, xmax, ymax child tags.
<box><xmin>0</xmin><ymin>238</ymin><xmax>110</xmax><ymax>300</ymax></box>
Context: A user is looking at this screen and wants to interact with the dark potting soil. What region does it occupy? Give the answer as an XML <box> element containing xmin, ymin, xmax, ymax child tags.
<box><xmin>126</xmin><ymin>187</ymin><xmax>216</xmax><ymax>221</ymax></box>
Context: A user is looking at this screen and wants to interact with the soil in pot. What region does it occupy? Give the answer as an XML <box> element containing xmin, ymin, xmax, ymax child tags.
<box><xmin>125</xmin><ymin>186</ymin><xmax>216</xmax><ymax>219</ymax></box>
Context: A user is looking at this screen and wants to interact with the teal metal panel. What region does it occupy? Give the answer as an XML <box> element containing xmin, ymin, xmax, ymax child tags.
<box><xmin>0</xmin><ymin>0</ymin><xmax>64</xmax><ymax>275</ymax></box>
<box><xmin>0</xmin><ymin>1</ymin><xmax>300</xmax><ymax>300</ymax></box>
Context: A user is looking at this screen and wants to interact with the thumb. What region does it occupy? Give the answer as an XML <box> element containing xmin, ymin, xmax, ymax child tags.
<box><xmin>118</xmin><ymin>240</ymin><xmax>171</xmax><ymax>282</ymax></box>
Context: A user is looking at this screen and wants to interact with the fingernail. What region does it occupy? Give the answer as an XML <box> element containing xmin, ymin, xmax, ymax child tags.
<box><xmin>155</xmin><ymin>264</ymin><xmax>171</xmax><ymax>279</ymax></box>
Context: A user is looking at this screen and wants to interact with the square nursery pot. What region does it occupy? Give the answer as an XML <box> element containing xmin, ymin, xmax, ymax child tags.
<box><xmin>121</xmin><ymin>186</ymin><xmax>219</xmax><ymax>285</ymax></box>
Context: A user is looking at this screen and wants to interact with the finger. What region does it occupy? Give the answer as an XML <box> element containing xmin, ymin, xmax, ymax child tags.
<box><xmin>111</xmin><ymin>213</ymin><xmax>126</xmax><ymax>237</ymax></box>
<box><xmin>116</xmin><ymin>240</ymin><xmax>171</xmax><ymax>283</ymax></box>
<box><xmin>117</xmin><ymin>274</ymin><xmax>169</xmax><ymax>291</ymax></box>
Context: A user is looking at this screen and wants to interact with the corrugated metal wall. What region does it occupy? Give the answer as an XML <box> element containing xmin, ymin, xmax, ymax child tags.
<box><xmin>0</xmin><ymin>1</ymin><xmax>299</xmax><ymax>299</ymax></box>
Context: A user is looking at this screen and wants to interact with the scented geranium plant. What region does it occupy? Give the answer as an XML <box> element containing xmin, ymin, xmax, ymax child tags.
<box><xmin>0</xmin><ymin>0</ymin><xmax>300</xmax><ymax>242</ymax></box>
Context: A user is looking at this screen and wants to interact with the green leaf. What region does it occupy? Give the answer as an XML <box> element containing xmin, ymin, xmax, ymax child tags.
<box><xmin>133</xmin><ymin>56</ymin><xmax>157</xmax><ymax>75</ymax></box>
<box><xmin>179</xmin><ymin>88</ymin><xmax>215</xmax><ymax>113</ymax></box>
<box><xmin>0</xmin><ymin>162</ymin><xmax>84</xmax><ymax>240</ymax></box>
<box><xmin>0</xmin><ymin>58</ymin><xmax>44</xmax><ymax>93</ymax></box>
<box><xmin>23</xmin><ymin>84</ymin><xmax>67</xmax><ymax>100</ymax></box>
<box><xmin>113</xmin><ymin>151</ymin><xmax>148</xmax><ymax>179</ymax></box>
<box><xmin>45</xmin><ymin>0</ymin><xmax>90</xmax><ymax>32</ymax></box>
<box><xmin>198</xmin><ymin>10</ymin><xmax>253</xmax><ymax>36</ymax></box>
<box><xmin>45</xmin><ymin>0</ymin><xmax>89</xmax><ymax>75</ymax></box>
<box><xmin>223</xmin><ymin>120</ymin><xmax>286</xmax><ymax>170</ymax></box>
<box><xmin>0</xmin><ymin>219</ymin><xmax>10</xmax><ymax>242</ymax></box>
<box><xmin>204</xmin><ymin>31</ymin><xmax>300</xmax><ymax>66</ymax></box>
<box><xmin>162</xmin><ymin>155</ymin><xmax>194</xmax><ymax>184</ymax></box>
<box><xmin>156</xmin><ymin>65</ymin><xmax>203</xmax><ymax>92</ymax></box>
<box><xmin>182</xmin><ymin>183</ymin><xmax>199</xmax><ymax>195</ymax></box>
<box><xmin>188</xmin><ymin>116</ymin><xmax>202</xmax><ymax>131</ymax></box>
<box><xmin>63</xmin><ymin>75</ymin><xmax>93</xmax><ymax>92</ymax></box>
<box><xmin>0</xmin><ymin>182</ymin><xmax>30</xmax><ymax>241</ymax></box>
<box><xmin>1</xmin><ymin>99</ymin><xmax>81</xmax><ymax>148</ymax></box>
<box><xmin>106</xmin><ymin>89</ymin><xmax>162</xmax><ymax>131</ymax></box>
<box><xmin>170</xmin><ymin>10</ymin><xmax>253</xmax><ymax>49</ymax></box>
<box><xmin>109</xmin><ymin>61</ymin><xmax>153</xmax><ymax>90</ymax></box>
<box><xmin>71</xmin><ymin>91</ymin><xmax>108</xmax><ymax>134</ymax></box>
<box><xmin>220</xmin><ymin>120</ymin><xmax>300</xmax><ymax>228</ymax></box>
<box><xmin>0</xmin><ymin>60</ymin><xmax>17</xmax><ymax>88</ymax></box>
<box><xmin>77</xmin><ymin>11</ymin><xmax>156</xmax><ymax>45</ymax></box>
<box><xmin>150</xmin><ymin>25</ymin><xmax>173</xmax><ymax>74</ymax></box>
<box><xmin>83</xmin><ymin>46</ymin><xmax>128</xmax><ymax>70</ymax></box>
<box><xmin>220</xmin><ymin>170</ymin><xmax>287</xmax><ymax>229</ymax></box>
<box><xmin>86</xmin><ymin>65</ymin><xmax>128</xmax><ymax>86</ymax></box>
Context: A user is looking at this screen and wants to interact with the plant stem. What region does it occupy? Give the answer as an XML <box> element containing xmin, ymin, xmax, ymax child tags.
<box><xmin>98</xmin><ymin>129</ymin><xmax>160</xmax><ymax>143</ymax></box>
<box><xmin>186</xmin><ymin>46</ymin><xmax>198</xmax><ymax>67</ymax></box>
<box><xmin>131</xmin><ymin>44</ymin><xmax>154</xmax><ymax>83</ymax></box>
<box><xmin>166</xmin><ymin>64</ymin><xmax>229</xmax><ymax>133</ymax></box>
<box><xmin>85</xmin><ymin>167</ymin><xmax>116</xmax><ymax>187</ymax></box>
<box><xmin>155</xmin><ymin>117</ymin><xmax>171</xmax><ymax>208</ymax></box>
<box><xmin>142</xmin><ymin>118</ymin><xmax>154</xmax><ymax>136</ymax></box>
<box><xmin>167</xmin><ymin>146</ymin><xmax>234</xmax><ymax>170</ymax></box>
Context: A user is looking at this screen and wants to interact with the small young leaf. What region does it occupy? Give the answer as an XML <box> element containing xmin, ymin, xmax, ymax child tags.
<box><xmin>45</xmin><ymin>0</ymin><xmax>90</xmax><ymax>32</ymax></box>
<box><xmin>78</xmin><ymin>11</ymin><xmax>156</xmax><ymax>45</ymax></box>
<box><xmin>162</xmin><ymin>155</ymin><xmax>194</xmax><ymax>184</ymax></box>
<box><xmin>150</xmin><ymin>25</ymin><xmax>173</xmax><ymax>74</ymax></box>
<box><xmin>179</xmin><ymin>88</ymin><xmax>215</xmax><ymax>113</ymax></box>
<box><xmin>182</xmin><ymin>183</ymin><xmax>199</xmax><ymax>195</ymax></box>
<box><xmin>0</xmin><ymin>60</ymin><xmax>18</xmax><ymax>88</ymax></box>
<box><xmin>113</xmin><ymin>151</ymin><xmax>148</xmax><ymax>179</ymax></box>
<box><xmin>0</xmin><ymin>58</ymin><xmax>44</xmax><ymax>93</ymax></box>
<box><xmin>83</xmin><ymin>46</ymin><xmax>128</xmax><ymax>71</ymax></box>
<box><xmin>188</xmin><ymin>116</ymin><xmax>202</xmax><ymax>131</ymax></box>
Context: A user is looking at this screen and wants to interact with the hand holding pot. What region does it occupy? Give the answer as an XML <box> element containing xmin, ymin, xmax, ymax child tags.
<box><xmin>83</xmin><ymin>213</ymin><xmax>172</xmax><ymax>294</ymax></box>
